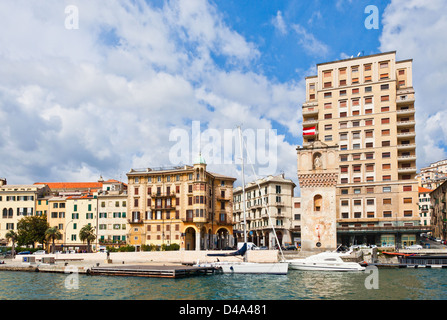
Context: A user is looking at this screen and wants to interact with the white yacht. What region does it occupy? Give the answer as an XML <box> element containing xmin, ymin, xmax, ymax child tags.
<box><xmin>287</xmin><ymin>251</ymin><xmax>365</xmax><ymax>272</ymax></box>
<box><xmin>196</xmin><ymin>260</ymin><xmax>289</xmax><ymax>275</ymax></box>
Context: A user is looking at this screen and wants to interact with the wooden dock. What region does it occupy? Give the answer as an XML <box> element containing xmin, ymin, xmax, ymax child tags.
<box><xmin>89</xmin><ymin>264</ymin><xmax>220</xmax><ymax>278</ymax></box>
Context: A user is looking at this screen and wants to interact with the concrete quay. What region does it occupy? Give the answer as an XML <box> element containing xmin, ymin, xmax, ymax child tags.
<box><xmin>0</xmin><ymin>249</ymin><xmax>281</xmax><ymax>277</ymax></box>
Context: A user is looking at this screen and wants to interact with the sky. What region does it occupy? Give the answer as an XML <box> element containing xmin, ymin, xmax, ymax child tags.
<box><xmin>0</xmin><ymin>0</ymin><xmax>447</xmax><ymax>193</ymax></box>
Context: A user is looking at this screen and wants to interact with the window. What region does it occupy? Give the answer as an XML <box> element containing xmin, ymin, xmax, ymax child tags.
<box><xmin>324</xmin><ymin>92</ymin><xmax>332</xmax><ymax>98</ymax></box>
<box><xmin>382</xmin><ymin>175</ymin><xmax>391</xmax><ymax>181</ymax></box>
<box><xmin>381</xmin><ymin>106</ymin><xmax>390</xmax><ymax>112</ymax></box>
<box><xmin>314</xmin><ymin>195</ymin><xmax>322</xmax><ymax>211</ymax></box>
<box><xmin>403</xmin><ymin>210</ymin><xmax>413</xmax><ymax>217</ymax></box>
<box><xmin>381</xmin><ymin>95</ymin><xmax>390</xmax><ymax>102</ymax></box>
<box><xmin>381</xmin><ymin>84</ymin><xmax>389</xmax><ymax>90</ymax></box>
<box><xmin>324</xmin><ymin>124</ymin><xmax>332</xmax><ymax>131</ymax></box>
<box><xmin>383</xmin><ymin>187</ymin><xmax>391</xmax><ymax>193</ymax></box>
<box><xmin>382</xmin><ymin>141</ymin><xmax>391</xmax><ymax>147</ymax></box>
<box><xmin>381</xmin><ymin>118</ymin><xmax>390</xmax><ymax>124</ymax></box>
<box><xmin>403</xmin><ymin>185</ymin><xmax>412</xmax><ymax>192</ymax></box>
<box><xmin>324</xmin><ymin>113</ymin><xmax>332</xmax><ymax>119</ymax></box>
<box><xmin>365</xmin><ymin>86</ymin><xmax>372</xmax><ymax>93</ymax></box>
<box><xmin>382</xmin><ymin>129</ymin><xmax>390</xmax><ymax>136</ymax></box>
<box><xmin>382</xmin><ymin>152</ymin><xmax>391</xmax><ymax>158</ymax></box>
<box><xmin>382</xmin><ymin>163</ymin><xmax>391</xmax><ymax>170</ymax></box>
<box><xmin>403</xmin><ymin>198</ymin><xmax>412</xmax><ymax>204</ymax></box>
<box><xmin>325</xmin><ymin>135</ymin><xmax>332</xmax><ymax>142</ymax></box>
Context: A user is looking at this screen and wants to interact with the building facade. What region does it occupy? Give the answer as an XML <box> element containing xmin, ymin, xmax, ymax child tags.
<box><xmin>418</xmin><ymin>187</ymin><xmax>433</xmax><ymax>228</ymax></box>
<box><xmin>96</xmin><ymin>180</ymin><xmax>128</xmax><ymax>248</ymax></box>
<box><xmin>300</xmin><ymin>51</ymin><xmax>427</xmax><ymax>249</ymax></box>
<box><xmin>0</xmin><ymin>184</ymin><xmax>50</xmax><ymax>245</ymax></box>
<box><xmin>430</xmin><ymin>181</ymin><xmax>447</xmax><ymax>240</ymax></box>
<box><xmin>418</xmin><ymin>159</ymin><xmax>447</xmax><ymax>190</ymax></box>
<box><xmin>126</xmin><ymin>156</ymin><xmax>236</xmax><ymax>251</ymax></box>
<box><xmin>232</xmin><ymin>174</ymin><xmax>296</xmax><ymax>248</ymax></box>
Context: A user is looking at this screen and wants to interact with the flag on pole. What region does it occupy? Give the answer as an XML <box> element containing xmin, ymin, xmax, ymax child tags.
<box><xmin>303</xmin><ymin>126</ymin><xmax>316</xmax><ymax>135</ymax></box>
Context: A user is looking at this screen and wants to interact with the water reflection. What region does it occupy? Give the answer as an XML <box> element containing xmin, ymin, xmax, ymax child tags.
<box><xmin>0</xmin><ymin>268</ymin><xmax>446</xmax><ymax>300</ymax></box>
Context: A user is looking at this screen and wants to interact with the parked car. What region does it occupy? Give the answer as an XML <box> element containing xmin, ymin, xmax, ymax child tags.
<box><xmin>405</xmin><ymin>244</ymin><xmax>422</xmax><ymax>250</ymax></box>
<box><xmin>33</xmin><ymin>250</ymin><xmax>46</xmax><ymax>255</ymax></box>
<box><xmin>17</xmin><ymin>251</ymin><xmax>31</xmax><ymax>255</ymax></box>
<box><xmin>284</xmin><ymin>245</ymin><xmax>298</xmax><ymax>251</ymax></box>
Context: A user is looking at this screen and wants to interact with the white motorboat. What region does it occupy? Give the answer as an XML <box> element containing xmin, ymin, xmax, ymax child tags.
<box><xmin>287</xmin><ymin>251</ymin><xmax>365</xmax><ymax>272</ymax></box>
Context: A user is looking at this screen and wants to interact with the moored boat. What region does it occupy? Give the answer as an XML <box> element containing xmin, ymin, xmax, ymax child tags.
<box><xmin>287</xmin><ymin>251</ymin><xmax>365</xmax><ymax>272</ymax></box>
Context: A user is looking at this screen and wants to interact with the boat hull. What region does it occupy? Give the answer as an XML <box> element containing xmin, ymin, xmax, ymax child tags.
<box><xmin>197</xmin><ymin>262</ymin><xmax>289</xmax><ymax>275</ymax></box>
<box><xmin>288</xmin><ymin>262</ymin><xmax>365</xmax><ymax>272</ymax></box>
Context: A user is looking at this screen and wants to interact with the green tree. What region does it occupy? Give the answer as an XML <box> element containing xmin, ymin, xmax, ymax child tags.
<box><xmin>79</xmin><ymin>225</ymin><xmax>96</xmax><ymax>253</ymax></box>
<box><xmin>17</xmin><ymin>215</ymin><xmax>49</xmax><ymax>248</ymax></box>
<box><xmin>45</xmin><ymin>227</ymin><xmax>62</xmax><ymax>254</ymax></box>
<box><xmin>5</xmin><ymin>230</ymin><xmax>18</xmax><ymax>257</ymax></box>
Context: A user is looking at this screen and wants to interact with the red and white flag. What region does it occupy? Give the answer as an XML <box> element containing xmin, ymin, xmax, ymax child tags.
<box><xmin>303</xmin><ymin>126</ymin><xmax>316</xmax><ymax>135</ymax></box>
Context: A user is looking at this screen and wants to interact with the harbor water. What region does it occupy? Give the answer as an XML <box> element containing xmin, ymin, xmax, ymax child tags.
<box><xmin>1</xmin><ymin>267</ymin><xmax>446</xmax><ymax>300</ymax></box>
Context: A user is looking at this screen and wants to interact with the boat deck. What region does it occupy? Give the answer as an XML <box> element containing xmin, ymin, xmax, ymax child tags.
<box><xmin>89</xmin><ymin>264</ymin><xmax>219</xmax><ymax>278</ymax></box>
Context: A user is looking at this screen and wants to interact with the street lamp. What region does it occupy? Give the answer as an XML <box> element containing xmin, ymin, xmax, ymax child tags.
<box><xmin>63</xmin><ymin>220</ymin><xmax>74</xmax><ymax>253</ymax></box>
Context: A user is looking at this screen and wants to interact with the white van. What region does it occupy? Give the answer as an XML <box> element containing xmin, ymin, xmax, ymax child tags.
<box><xmin>237</xmin><ymin>242</ymin><xmax>258</xmax><ymax>250</ymax></box>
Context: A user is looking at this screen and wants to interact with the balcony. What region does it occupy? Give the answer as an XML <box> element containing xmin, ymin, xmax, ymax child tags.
<box><xmin>398</xmin><ymin>167</ymin><xmax>417</xmax><ymax>173</ymax></box>
<box><xmin>303</xmin><ymin>119</ymin><xmax>318</xmax><ymax>126</ymax></box>
<box><xmin>396</xmin><ymin>120</ymin><xmax>416</xmax><ymax>128</ymax></box>
<box><xmin>151</xmin><ymin>192</ymin><xmax>176</xmax><ymax>198</ymax></box>
<box><xmin>396</xmin><ymin>94</ymin><xmax>415</xmax><ymax>105</ymax></box>
<box><xmin>398</xmin><ymin>155</ymin><xmax>417</xmax><ymax>161</ymax></box>
<box><xmin>397</xmin><ymin>108</ymin><xmax>415</xmax><ymax>116</ymax></box>
<box><xmin>302</xmin><ymin>107</ymin><xmax>319</xmax><ymax>116</ymax></box>
<box><xmin>397</xmin><ymin>131</ymin><xmax>416</xmax><ymax>139</ymax></box>
<box><xmin>397</xmin><ymin>143</ymin><xmax>416</xmax><ymax>150</ymax></box>
<box><xmin>128</xmin><ymin>218</ymin><xmax>143</xmax><ymax>224</ymax></box>
<box><xmin>303</xmin><ymin>100</ymin><xmax>318</xmax><ymax>108</ymax></box>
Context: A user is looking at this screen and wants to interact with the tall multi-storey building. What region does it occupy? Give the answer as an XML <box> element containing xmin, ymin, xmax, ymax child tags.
<box><xmin>299</xmin><ymin>51</ymin><xmax>428</xmax><ymax>250</ymax></box>
<box><xmin>232</xmin><ymin>174</ymin><xmax>296</xmax><ymax>248</ymax></box>
<box><xmin>0</xmin><ymin>184</ymin><xmax>50</xmax><ymax>245</ymax></box>
<box><xmin>126</xmin><ymin>155</ymin><xmax>236</xmax><ymax>251</ymax></box>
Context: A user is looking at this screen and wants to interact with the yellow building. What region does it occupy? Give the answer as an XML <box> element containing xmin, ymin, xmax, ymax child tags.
<box><xmin>300</xmin><ymin>51</ymin><xmax>428</xmax><ymax>248</ymax></box>
<box><xmin>126</xmin><ymin>155</ymin><xmax>236</xmax><ymax>251</ymax></box>
<box><xmin>0</xmin><ymin>184</ymin><xmax>50</xmax><ymax>245</ymax></box>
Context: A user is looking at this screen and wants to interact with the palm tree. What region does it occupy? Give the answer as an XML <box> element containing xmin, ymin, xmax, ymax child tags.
<box><xmin>79</xmin><ymin>225</ymin><xmax>96</xmax><ymax>253</ymax></box>
<box><xmin>45</xmin><ymin>227</ymin><xmax>62</xmax><ymax>254</ymax></box>
<box><xmin>5</xmin><ymin>230</ymin><xmax>18</xmax><ymax>258</ymax></box>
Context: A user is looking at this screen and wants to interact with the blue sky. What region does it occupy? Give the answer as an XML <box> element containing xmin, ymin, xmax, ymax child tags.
<box><xmin>0</xmin><ymin>0</ymin><xmax>447</xmax><ymax>189</ymax></box>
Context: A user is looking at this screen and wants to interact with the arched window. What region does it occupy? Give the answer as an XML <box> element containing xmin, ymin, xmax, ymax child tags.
<box><xmin>314</xmin><ymin>195</ymin><xmax>322</xmax><ymax>211</ymax></box>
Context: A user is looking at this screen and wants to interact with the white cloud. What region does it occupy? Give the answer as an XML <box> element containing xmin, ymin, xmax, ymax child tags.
<box><xmin>0</xmin><ymin>0</ymin><xmax>301</xmax><ymax>187</ymax></box>
<box><xmin>292</xmin><ymin>24</ymin><xmax>329</xmax><ymax>57</ymax></box>
<box><xmin>272</xmin><ymin>10</ymin><xmax>287</xmax><ymax>35</ymax></box>
<box><xmin>379</xmin><ymin>0</ymin><xmax>447</xmax><ymax>167</ymax></box>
